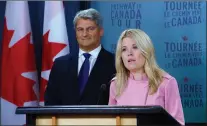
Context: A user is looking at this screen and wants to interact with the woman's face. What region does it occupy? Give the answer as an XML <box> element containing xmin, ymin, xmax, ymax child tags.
<box><xmin>121</xmin><ymin>37</ymin><xmax>146</xmax><ymax>73</ymax></box>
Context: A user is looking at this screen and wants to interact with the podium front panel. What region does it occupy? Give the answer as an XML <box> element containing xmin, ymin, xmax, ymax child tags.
<box><xmin>35</xmin><ymin>115</ymin><xmax>136</xmax><ymax>125</ymax></box>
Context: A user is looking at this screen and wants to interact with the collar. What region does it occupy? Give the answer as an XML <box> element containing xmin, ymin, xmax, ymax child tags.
<box><xmin>79</xmin><ymin>45</ymin><xmax>102</xmax><ymax>58</ymax></box>
<box><xmin>129</xmin><ymin>73</ymin><xmax>148</xmax><ymax>81</ymax></box>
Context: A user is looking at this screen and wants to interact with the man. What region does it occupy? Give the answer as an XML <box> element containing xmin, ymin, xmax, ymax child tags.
<box><xmin>44</xmin><ymin>8</ymin><xmax>116</xmax><ymax>105</ymax></box>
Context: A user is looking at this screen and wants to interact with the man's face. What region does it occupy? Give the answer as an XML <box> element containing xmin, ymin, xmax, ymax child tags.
<box><xmin>75</xmin><ymin>19</ymin><xmax>104</xmax><ymax>52</ymax></box>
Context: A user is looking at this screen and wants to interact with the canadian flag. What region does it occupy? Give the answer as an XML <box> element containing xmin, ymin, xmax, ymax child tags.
<box><xmin>0</xmin><ymin>1</ymin><xmax>39</xmax><ymax>125</ymax></box>
<box><xmin>39</xmin><ymin>1</ymin><xmax>69</xmax><ymax>105</ymax></box>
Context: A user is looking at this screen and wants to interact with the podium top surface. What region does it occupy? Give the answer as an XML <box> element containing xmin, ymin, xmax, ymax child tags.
<box><xmin>16</xmin><ymin>105</ymin><xmax>165</xmax><ymax>114</ymax></box>
<box><xmin>16</xmin><ymin>105</ymin><xmax>181</xmax><ymax>125</ymax></box>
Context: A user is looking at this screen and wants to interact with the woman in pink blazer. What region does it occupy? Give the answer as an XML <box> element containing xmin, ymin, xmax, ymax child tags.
<box><xmin>109</xmin><ymin>29</ymin><xmax>185</xmax><ymax>125</ymax></box>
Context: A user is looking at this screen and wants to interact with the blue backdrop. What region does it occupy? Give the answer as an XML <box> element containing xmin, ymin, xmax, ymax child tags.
<box><xmin>91</xmin><ymin>1</ymin><xmax>207</xmax><ymax>123</ymax></box>
<box><xmin>0</xmin><ymin>1</ymin><xmax>206</xmax><ymax>124</ymax></box>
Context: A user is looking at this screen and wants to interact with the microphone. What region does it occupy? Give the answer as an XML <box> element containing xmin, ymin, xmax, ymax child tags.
<box><xmin>97</xmin><ymin>84</ymin><xmax>107</xmax><ymax>105</ymax></box>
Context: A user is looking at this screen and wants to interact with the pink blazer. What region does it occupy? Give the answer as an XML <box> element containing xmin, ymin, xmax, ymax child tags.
<box><xmin>109</xmin><ymin>73</ymin><xmax>185</xmax><ymax>125</ymax></box>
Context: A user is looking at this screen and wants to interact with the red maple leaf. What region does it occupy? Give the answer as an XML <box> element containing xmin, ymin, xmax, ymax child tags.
<box><xmin>40</xmin><ymin>30</ymin><xmax>67</xmax><ymax>101</ymax></box>
<box><xmin>184</xmin><ymin>77</ymin><xmax>189</xmax><ymax>83</ymax></box>
<box><xmin>1</xmin><ymin>18</ymin><xmax>37</xmax><ymax>107</ymax></box>
<box><xmin>182</xmin><ymin>36</ymin><xmax>188</xmax><ymax>41</ymax></box>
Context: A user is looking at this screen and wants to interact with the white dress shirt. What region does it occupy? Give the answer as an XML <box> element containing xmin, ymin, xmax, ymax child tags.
<box><xmin>78</xmin><ymin>45</ymin><xmax>102</xmax><ymax>76</ymax></box>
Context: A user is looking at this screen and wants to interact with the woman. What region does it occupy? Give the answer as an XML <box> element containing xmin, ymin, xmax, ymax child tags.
<box><xmin>109</xmin><ymin>29</ymin><xmax>185</xmax><ymax>125</ymax></box>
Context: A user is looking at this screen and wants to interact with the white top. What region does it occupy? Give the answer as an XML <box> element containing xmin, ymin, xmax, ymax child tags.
<box><xmin>78</xmin><ymin>45</ymin><xmax>102</xmax><ymax>75</ymax></box>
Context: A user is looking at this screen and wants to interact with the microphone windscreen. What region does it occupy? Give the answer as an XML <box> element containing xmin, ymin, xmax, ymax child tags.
<box><xmin>100</xmin><ymin>84</ymin><xmax>106</xmax><ymax>91</ymax></box>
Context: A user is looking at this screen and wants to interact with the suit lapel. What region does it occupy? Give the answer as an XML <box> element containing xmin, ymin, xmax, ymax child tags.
<box><xmin>67</xmin><ymin>53</ymin><xmax>80</xmax><ymax>100</ymax></box>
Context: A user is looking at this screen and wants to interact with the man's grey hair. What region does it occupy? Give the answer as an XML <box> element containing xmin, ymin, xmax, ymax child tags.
<box><xmin>73</xmin><ymin>8</ymin><xmax>103</xmax><ymax>28</ymax></box>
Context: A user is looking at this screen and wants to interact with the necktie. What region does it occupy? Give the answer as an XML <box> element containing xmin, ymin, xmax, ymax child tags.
<box><xmin>78</xmin><ymin>53</ymin><xmax>91</xmax><ymax>94</ymax></box>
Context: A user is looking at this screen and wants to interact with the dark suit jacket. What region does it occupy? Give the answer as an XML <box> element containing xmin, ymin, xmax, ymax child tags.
<box><xmin>44</xmin><ymin>48</ymin><xmax>116</xmax><ymax>105</ymax></box>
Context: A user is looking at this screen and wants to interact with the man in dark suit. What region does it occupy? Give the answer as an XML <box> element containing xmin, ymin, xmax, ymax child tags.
<box><xmin>44</xmin><ymin>8</ymin><xmax>116</xmax><ymax>105</ymax></box>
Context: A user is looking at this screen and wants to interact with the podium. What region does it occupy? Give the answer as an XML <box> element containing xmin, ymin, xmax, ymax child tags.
<box><xmin>16</xmin><ymin>105</ymin><xmax>181</xmax><ymax>126</ymax></box>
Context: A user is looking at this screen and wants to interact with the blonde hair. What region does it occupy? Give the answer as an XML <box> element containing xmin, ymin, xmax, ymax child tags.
<box><xmin>115</xmin><ymin>29</ymin><xmax>165</xmax><ymax>96</ymax></box>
